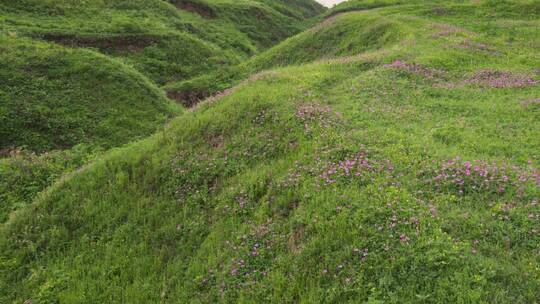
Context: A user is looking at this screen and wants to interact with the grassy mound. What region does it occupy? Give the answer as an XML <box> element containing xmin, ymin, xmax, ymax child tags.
<box><xmin>1</xmin><ymin>0</ymin><xmax>540</xmax><ymax>303</ymax></box>
<box><xmin>0</xmin><ymin>35</ymin><xmax>179</xmax><ymax>153</ymax></box>
<box><xmin>245</xmin><ymin>11</ymin><xmax>404</xmax><ymax>70</ymax></box>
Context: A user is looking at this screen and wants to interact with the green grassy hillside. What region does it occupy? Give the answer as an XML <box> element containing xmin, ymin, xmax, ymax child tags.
<box><xmin>0</xmin><ymin>0</ymin><xmax>325</xmax><ymax>85</ymax></box>
<box><xmin>0</xmin><ymin>0</ymin><xmax>323</xmax><ymax>222</ymax></box>
<box><xmin>0</xmin><ymin>0</ymin><xmax>325</xmax><ymax>148</ymax></box>
<box><xmin>0</xmin><ymin>34</ymin><xmax>180</xmax><ymax>224</ymax></box>
<box><xmin>164</xmin><ymin>0</ymin><xmax>540</xmax><ymax>103</ymax></box>
<box><xmin>0</xmin><ymin>35</ymin><xmax>180</xmax><ymax>153</ymax></box>
<box><xmin>1</xmin><ymin>0</ymin><xmax>540</xmax><ymax>303</ymax></box>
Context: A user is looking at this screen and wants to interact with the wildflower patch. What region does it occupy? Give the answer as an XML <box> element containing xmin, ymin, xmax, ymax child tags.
<box><xmin>430</xmin><ymin>23</ymin><xmax>469</xmax><ymax>38</ymax></box>
<box><xmin>459</xmin><ymin>39</ymin><xmax>499</xmax><ymax>55</ymax></box>
<box><xmin>464</xmin><ymin>70</ymin><xmax>538</xmax><ymax>88</ymax></box>
<box><xmin>295</xmin><ymin>102</ymin><xmax>340</xmax><ymax>134</ymax></box>
<box><xmin>383</xmin><ymin>60</ymin><xmax>445</xmax><ymax>80</ymax></box>
<box><xmin>318</xmin><ymin>148</ymin><xmax>395</xmax><ymax>186</ymax></box>
<box><xmin>427</xmin><ymin>157</ymin><xmax>539</xmax><ymax>197</ymax></box>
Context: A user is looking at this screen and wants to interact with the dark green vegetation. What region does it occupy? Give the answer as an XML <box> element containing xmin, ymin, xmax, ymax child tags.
<box><xmin>1</xmin><ymin>0</ymin><xmax>540</xmax><ymax>303</ymax></box>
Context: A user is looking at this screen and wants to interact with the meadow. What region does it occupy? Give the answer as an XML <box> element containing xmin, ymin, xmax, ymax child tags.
<box><xmin>1</xmin><ymin>0</ymin><xmax>539</xmax><ymax>303</ymax></box>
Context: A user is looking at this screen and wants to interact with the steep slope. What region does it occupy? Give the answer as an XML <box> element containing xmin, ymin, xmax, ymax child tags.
<box><xmin>0</xmin><ymin>0</ymin><xmax>324</xmax><ymax>147</ymax></box>
<box><xmin>0</xmin><ymin>34</ymin><xmax>180</xmax><ymax>223</ymax></box>
<box><xmin>2</xmin><ymin>0</ymin><xmax>540</xmax><ymax>303</ymax></box>
<box><xmin>165</xmin><ymin>0</ymin><xmax>540</xmax><ymax>104</ymax></box>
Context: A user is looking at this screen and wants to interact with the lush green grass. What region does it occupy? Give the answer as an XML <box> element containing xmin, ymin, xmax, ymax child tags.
<box><xmin>1</xmin><ymin>0</ymin><xmax>540</xmax><ymax>303</ymax></box>
<box><xmin>0</xmin><ymin>145</ymin><xmax>103</xmax><ymax>224</ymax></box>
<box><xmin>0</xmin><ymin>34</ymin><xmax>180</xmax><ymax>153</ymax></box>
<box><xmin>0</xmin><ymin>0</ymin><xmax>325</xmax><ymax>85</ymax></box>
<box><xmin>165</xmin><ymin>0</ymin><xmax>540</xmax><ymax>104</ymax></box>
<box><xmin>0</xmin><ymin>0</ymin><xmax>323</xmax><ymax>222</ymax></box>
<box><xmin>0</xmin><ymin>33</ymin><xmax>181</xmax><ymax>221</ymax></box>
<box><xmin>162</xmin><ymin>4</ymin><xmax>407</xmax><ymax>104</ymax></box>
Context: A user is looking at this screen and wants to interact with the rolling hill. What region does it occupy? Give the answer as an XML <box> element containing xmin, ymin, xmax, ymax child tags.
<box><xmin>0</xmin><ymin>0</ymin><xmax>325</xmax><ymax>151</ymax></box>
<box><xmin>0</xmin><ymin>0</ymin><xmax>324</xmax><ymax>225</ymax></box>
<box><xmin>1</xmin><ymin>0</ymin><xmax>539</xmax><ymax>303</ymax></box>
<box><xmin>0</xmin><ymin>0</ymin><xmax>324</xmax><ymax>85</ymax></box>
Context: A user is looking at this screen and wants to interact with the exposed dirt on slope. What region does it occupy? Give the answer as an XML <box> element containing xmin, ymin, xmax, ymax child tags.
<box><xmin>166</xmin><ymin>90</ymin><xmax>209</xmax><ymax>108</ymax></box>
<box><xmin>172</xmin><ymin>0</ymin><xmax>216</xmax><ymax>19</ymax></box>
<box><xmin>167</xmin><ymin>71</ymin><xmax>279</xmax><ymax>110</ymax></box>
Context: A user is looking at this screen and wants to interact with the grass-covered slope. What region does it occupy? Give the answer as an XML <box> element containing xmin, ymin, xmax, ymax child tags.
<box><xmin>163</xmin><ymin>6</ymin><xmax>406</xmax><ymax>105</ymax></box>
<box><xmin>0</xmin><ymin>145</ymin><xmax>102</xmax><ymax>224</ymax></box>
<box><xmin>0</xmin><ymin>0</ymin><xmax>322</xmax><ymax>217</ymax></box>
<box><xmin>0</xmin><ymin>0</ymin><xmax>325</xmax><ymax>148</ymax></box>
<box><xmin>0</xmin><ymin>35</ymin><xmax>179</xmax><ymax>153</ymax></box>
<box><xmin>165</xmin><ymin>0</ymin><xmax>540</xmax><ymax>105</ymax></box>
<box><xmin>2</xmin><ymin>0</ymin><xmax>540</xmax><ymax>303</ymax></box>
<box><xmin>0</xmin><ymin>0</ymin><xmax>325</xmax><ymax>85</ymax></box>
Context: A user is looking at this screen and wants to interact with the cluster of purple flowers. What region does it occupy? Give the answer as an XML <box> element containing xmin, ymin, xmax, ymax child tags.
<box><xmin>295</xmin><ymin>103</ymin><xmax>332</xmax><ymax>120</ymax></box>
<box><xmin>429</xmin><ymin>157</ymin><xmax>539</xmax><ymax>195</ymax></box>
<box><xmin>352</xmin><ymin>247</ymin><xmax>369</xmax><ymax>262</ymax></box>
<box><xmin>236</xmin><ymin>194</ymin><xmax>248</xmax><ymax>209</ymax></box>
<box><xmin>464</xmin><ymin>70</ymin><xmax>538</xmax><ymax>88</ymax></box>
<box><xmin>171</xmin><ymin>150</ymin><xmax>222</xmax><ymax>200</ymax></box>
<box><xmin>383</xmin><ymin>60</ymin><xmax>445</xmax><ymax>79</ymax></box>
<box><xmin>230</xmin><ymin>259</ymin><xmax>245</xmax><ymax>276</ymax></box>
<box><xmin>252</xmin><ymin>110</ymin><xmax>269</xmax><ymax>125</ymax></box>
<box><xmin>399</xmin><ymin>234</ymin><xmax>411</xmax><ymax>243</ymax></box>
<box><xmin>295</xmin><ymin>103</ymin><xmax>336</xmax><ymax>131</ymax></box>
<box><xmin>224</xmin><ymin>221</ymin><xmax>276</xmax><ymax>287</ymax></box>
<box><xmin>383</xmin><ymin>60</ymin><xmax>538</xmax><ymax>91</ymax></box>
<box><xmin>431</xmin><ymin>24</ymin><xmax>463</xmax><ymax>37</ymax></box>
<box><xmin>319</xmin><ymin>150</ymin><xmax>394</xmax><ymax>185</ymax></box>
<box><xmin>280</xmin><ymin>160</ymin><xmax>319</xmax><ymax>188</ymax></box>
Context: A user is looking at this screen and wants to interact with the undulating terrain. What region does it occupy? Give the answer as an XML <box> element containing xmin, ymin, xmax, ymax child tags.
<box><xmin>1</xmin><ymin>0</ymin><xmax>539</xmax><ymax>303</ymax></box>
<box><xmin>0</xmin><ymin>0</ymin><xmax>324</xmax><ymax>224</ymax></box>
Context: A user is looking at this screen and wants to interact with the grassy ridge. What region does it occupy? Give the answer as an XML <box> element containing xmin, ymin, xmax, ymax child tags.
<box><xmin>0</xmin><ymin>0</ymin><xmax>325</xmax><ymax>151</ymax></box>
<box><xmin>163</xmin><ymin>8</ymin><xmax>407</xmax><ymax>105</ymax></box>
<box><xmin>0</xmin><ymin>34</ymin><xmax>180</xmax><ymax>222</ymax></box>
<box><xmin>1</xmin><ymin>0</ymin><xmax>539</xmax><ymax>302</ymax></box>
<box><xmin>165</xmin><ymin>0</ymin><xmax>540</xmax><ymax>104</ymax></box>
